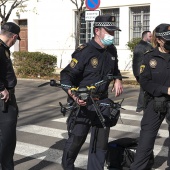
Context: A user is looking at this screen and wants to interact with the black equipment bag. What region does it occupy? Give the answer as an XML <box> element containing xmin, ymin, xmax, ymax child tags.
<box><xmin>106</xmin><ymin>137</ymin><xmax>154</xmax><ymax>170</ymax></box>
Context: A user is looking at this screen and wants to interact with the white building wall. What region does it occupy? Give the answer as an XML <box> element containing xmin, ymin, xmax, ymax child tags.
<box><xmin>5</xmin><ymin>0</ymin><xmax>170</xmax><ymax>70</ymax></box>
<box><xmin>117</xmin><ymin>6</ymin><xmax>131</xmax><ymax>71</ymax></box>
<box><xmin>150</xmin><ymin>0</ymin><xmax>170</xmax><ymax>31</ymax></box>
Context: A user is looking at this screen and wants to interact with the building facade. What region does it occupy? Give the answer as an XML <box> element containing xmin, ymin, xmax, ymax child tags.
<box><xmin>6</xmin><ymin>0</ymin><xmax>170</xmax><ymax>70</ymax></box>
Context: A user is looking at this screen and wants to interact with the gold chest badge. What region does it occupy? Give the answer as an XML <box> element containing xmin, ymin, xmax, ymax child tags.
<box><xmin>149</xmin><ymin>59</ymin><xmax>157</xmax><ymax>68</ymax></box>
<box><xmin>91</xmin><ymin>57</ymin><xmax>98</xmax><ymax>68</ymax></box>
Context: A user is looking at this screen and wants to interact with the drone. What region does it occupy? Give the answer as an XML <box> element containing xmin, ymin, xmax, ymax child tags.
<box><xmin>38</xmin><ymin>74</ymin><xmax>128</xmax><ymax>129</ymax></box>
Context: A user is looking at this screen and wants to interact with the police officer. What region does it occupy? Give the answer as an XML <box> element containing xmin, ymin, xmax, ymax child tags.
<box><xmin>60</xmin><ymin>15</ymin><xmax>123</xmax><ymax>170</ymax></box>
<box><xmin>132</xmin><ymin>31</ymin><xmax>153</xmax><ymax>113</ymax></box>
<box><xmin>130</xmin><ymin>23</ymin><xmax>170</xmax><ymax>170</ymax></box>
<box><xmin>0</xmin><ymin>22</ymin><xmax>20</xmax><ymax>170</ymax></box>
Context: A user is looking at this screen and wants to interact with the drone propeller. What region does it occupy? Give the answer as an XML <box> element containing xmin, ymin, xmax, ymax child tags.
<box><xmin>38</xmin><ymin>82</ymin><xmax>50</xmax><ymax>87</ymax></box>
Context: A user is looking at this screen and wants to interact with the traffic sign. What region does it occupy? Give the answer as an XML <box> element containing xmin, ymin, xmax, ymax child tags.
<box><xmin>85</xmin><ymin>10</ymin><xmax>100</xmax><ymax>21</ymax></box>
<box><xmin>85</xmin><ymin>0</ymin><xmax>100</xmax><ymax>10</ymax></box>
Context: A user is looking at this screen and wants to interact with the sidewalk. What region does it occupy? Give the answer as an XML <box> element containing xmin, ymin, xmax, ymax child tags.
<box><xmin>121</xmin><ymin>71</ymin><xmax>136</xmax><ymax>81</ymax></box>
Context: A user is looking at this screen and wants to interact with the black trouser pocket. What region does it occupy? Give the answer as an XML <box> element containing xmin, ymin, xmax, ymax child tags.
<box><xmin>0</xmin><ymin>98</ymin><xmax>8</xmax><ymax>112</ymax></box>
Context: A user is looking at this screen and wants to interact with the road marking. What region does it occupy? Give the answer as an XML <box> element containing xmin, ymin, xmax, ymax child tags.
<box><xmin>15</xmin><ymin>141</ymin><xmax>87</xmax><ymax>169</ymax></box>
<box><xmin>119</xmin><ymin>113</ymin><xmax>166</xmax><ymax>124</ymax></box>
<box><xmin>122</xmin><ymin>105</ymin><xmax>138</xmax><ymax>111</ymax></box>
<box><xmin>17</xmin><ymin>125</ymin><xmax>116</xmax><ymax>143</ymax></box>
<box><xmin>111</xmin><ymin>124</ymin><xmax>168</xmax><ymax>138</ymax></box>
<box><xmin>17</xmin><ymin>124</ymin><xmax>168</xmax><ymax>157</ymax></box>
<box><xmin>52</xmin><ymin>112</ymin><xmax>167</xmax><ymax>125</ymax></box>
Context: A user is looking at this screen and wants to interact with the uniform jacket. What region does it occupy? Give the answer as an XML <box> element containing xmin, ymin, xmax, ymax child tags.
<box><xmin>0</xmin><ymin>40</ymin><xmax>17</xmax><ymax>91</ymax></box>
<box><xmin>132</xmin><ymin>40</ymin><xmax>153</xmax><ymax>81</ymax></box>
<box><xmin>60</xmin><ymin>39</ymin><xmax>121</xmax><ymax>95</ymax></box>
<box><xmin>140</xmin><ymin>47</ymin><xmax>170</xmax><ymax>97</ymax></box>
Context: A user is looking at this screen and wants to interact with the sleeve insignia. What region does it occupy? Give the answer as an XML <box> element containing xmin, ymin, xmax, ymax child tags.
<box><xmin>91</xmin><ymin>57</ymin><xmax>98</xmax><ymax>68</ymax></box>
<box><xmin>5</xmin><ymin>50</ymin><xmax>10</xmax><ymax>59</ymax></box>
<box><xmin>70</xmin><ymin>58</ymin><xmax>78</xmax><ymax>68</ymax></box>
<box><xmin>144</xmin><ymin>49</ymin><xmax>153</xmax><ymax>55</ymax></box>
<box><xmin>140</xmin><ymin>65</ymin><xmax>145</xmax><ymax>74</ymax></box>
<box><xmin>76</xmin><ymin>44</ymin><xmax>87</xmax><ymax>51</ymax></box>
<box><xmin>149</xmin><ymin>59</ymin><xmax>157</xmax><ymax>68</ymax></box>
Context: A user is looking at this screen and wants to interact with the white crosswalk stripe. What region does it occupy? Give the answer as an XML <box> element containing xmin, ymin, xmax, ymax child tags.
<box><xmin>15</xmin><ymin>105</ymin><xmax>167</xmax><ymax>170</ymax></box>
<box><xmin>15</xmin><ymin>142</ymin><xmax>88</xmax><ymax>169</ymax></box>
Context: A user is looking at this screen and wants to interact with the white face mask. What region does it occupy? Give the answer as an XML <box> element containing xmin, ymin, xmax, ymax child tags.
<box><xmin>101</xmin><ymin>34</ymin><xmax>114</xmax><ymax>46</ymax></box>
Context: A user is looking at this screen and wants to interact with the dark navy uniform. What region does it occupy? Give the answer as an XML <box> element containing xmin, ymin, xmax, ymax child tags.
<box><xmin>60</xmin><ymin>39</ymin><xmax>121</xmax><ymax>170</ymax></box>
<box><xmin>133</xmin><ymin>39</ymin><xmax>153</xmax><ymax>113</ymax></box>
<box><xmin>131</xmin><ymin>47</ymin><xmax>170</xmax><ymax>170</ymax></box>
<box><xmin>0</xmin><ymin>40</ymin><xmax>18</xmax><ymax>170</ymax></box>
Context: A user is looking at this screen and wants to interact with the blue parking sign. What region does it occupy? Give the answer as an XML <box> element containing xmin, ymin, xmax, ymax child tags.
<box><xmin>85</xmin><ymin>0</ymin><xmax>100</xmax><ymax>10</ymax></box>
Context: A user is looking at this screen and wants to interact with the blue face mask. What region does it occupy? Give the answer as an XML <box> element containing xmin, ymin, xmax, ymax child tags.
<box><xmin>101</xmin><ymin>34</ymin><xmax>114</xmax><ymax>46</ymax></box>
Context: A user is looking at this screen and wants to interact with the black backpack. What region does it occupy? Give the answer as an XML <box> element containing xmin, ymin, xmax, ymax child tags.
<box><xmin>105</xmin><ymin>137</ymin><xmax>154</xmax><ymax>170</ymax></box>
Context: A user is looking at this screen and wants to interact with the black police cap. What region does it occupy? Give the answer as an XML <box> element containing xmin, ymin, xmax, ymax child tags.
<box><xmin>94</xmin><ymin>15</ymin><xmax>121</xmax><ymax>31</ymax></box>
<box><xmin>1</xmin><ymin>22</ymin><xmax>21</xmax><ymax>40</ymax></box>
<box><xmin>155</xmin><ymin>23</ymin><xmax>170</xmax><ymax>41</ymax></box>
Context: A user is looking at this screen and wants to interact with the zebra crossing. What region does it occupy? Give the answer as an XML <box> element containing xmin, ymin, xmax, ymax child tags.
<box><xmin>15</xmin><ymin>105</ymin><xmax>168</xmax><ymax>170</ymax></box>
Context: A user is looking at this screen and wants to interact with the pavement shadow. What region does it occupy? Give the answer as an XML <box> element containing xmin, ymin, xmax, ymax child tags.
<box><xmin>15</xmin><ymin>139</ymin><xmax>65</xmax><ymax>170</ymax></box>
<box><xmin>152</xmin><ymin>137</ymin><xmax>169</xmax><ymax>169</ymax></box>
<box><xmin>14</xmin><ymin>139</ymin><xmax>86</xmax><ymax>170</ymax></box>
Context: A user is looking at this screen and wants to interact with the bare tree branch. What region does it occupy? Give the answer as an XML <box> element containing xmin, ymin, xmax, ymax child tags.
<box><xmin>70</xmin><ymin>0</ymin><xmax>85</xmax><ymax>48</ymax></box>
<box><xmin>0</xmin><ymin>0</ymin><xmax>8</xmax><ymax>7</ymax></box>
<box><xmin>79</xmin><ymin>0</ymin><xmax>84</xmax><ymax>11</ymax></box>
<box><xmin>0</xmin><ymin>0</ymin><xmax>28</xmax><ymax>25</ymax></box>
<box><xmin>70</xmin><ymin>0</ymin><xmax>78</xmax><ymax>9</ymax></box>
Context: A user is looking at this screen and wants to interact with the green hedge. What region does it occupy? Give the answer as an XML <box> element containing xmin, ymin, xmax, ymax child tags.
<box><xmin>126</xmin><ymin>37</ymin><xmax>141</xmax><ymax>52</ymax></box>
<box><xmin>13</xmin><ymin>51</ymin><xmax>57</xmax><ymax>78</ymax></box>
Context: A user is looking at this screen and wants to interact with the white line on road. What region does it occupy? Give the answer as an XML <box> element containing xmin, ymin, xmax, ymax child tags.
<box><xmin>52</xmin><ymin>116</ymin><xmax>168</xmax><ymax>137</ymax></box>
<box><xmin>17</xmin><ymin>125</ymin><xmax>116</xmax><ymax>143</ymax></box>
<box><xmin>52</xmin><ymin>113</ymin><xmax>167</xmax><ymax>124</ymax></box>
<box><xmin>17</xmin><ymin>124</ymin><xmax>168</xmax><ymax>157</ymax></box>
<box><xmin>15</xmin><ymin>141</ymin><xmax>87</xmax><ymax>169</ymax></box>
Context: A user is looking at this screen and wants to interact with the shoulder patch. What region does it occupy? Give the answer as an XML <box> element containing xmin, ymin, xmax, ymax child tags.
<box><xmin>140</xmin><ymin>65</ymin><xmax>145</xmax><ymax>74</ymax></box>
<box><xmin>72</xmin><ymin>44</ymin><xmax>88</xmax><ymax>56</ymax></box>
<box><xmin>76</xmin><ymin>44</ymin><xmax>87</xmax><ymax>51</ymax></box>
<box><xmin>144</xmin><ymin>49</ymin><xmax>153</xmax><ymax>55</ymax></box>
<box><xmin>5</xmin><ymin>50</ymin><xmax>10</xmax><ymax>58</ymax></box>
<box><xmin>70</xmin><ymin>58</ymin><xmax>78</xmax><ymax>68</ymax></box>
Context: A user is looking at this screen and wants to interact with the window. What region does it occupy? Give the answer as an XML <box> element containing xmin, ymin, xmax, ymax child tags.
<box><xmin>18</xmin><ymin>20</ymin><xmax>27</xmax><ymax>26</ymax></box>
<box><xmin>130</xmin><ymin>6</ymin><xmax>150</xmax><ymax>39</ymax></box>
<box><xmin>80</xmin><ymin>12</ymin><xmax>93</xmax><ymax>44</ymax></box>
<box><xmin>79</xmin><ymin>8</ymin><xmax>120</xmax><ymax>45</ymax></box>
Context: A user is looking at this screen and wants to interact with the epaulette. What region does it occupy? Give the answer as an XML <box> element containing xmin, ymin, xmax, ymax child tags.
<box><xmin>75</xmin><ymin>44</ymin><xmax>88</xmax><ymax>52</ymax></box>
<box><xmin>144</xmin><ymin>49</ymin><xmax>153</xmax><ymax>55</ymax></box>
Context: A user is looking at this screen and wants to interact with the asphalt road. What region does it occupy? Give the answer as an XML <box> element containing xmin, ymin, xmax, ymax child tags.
<box><xmin>13</xmin><ymin>79</ymin><xmax>168</xmax><ymax>170</ymax></box>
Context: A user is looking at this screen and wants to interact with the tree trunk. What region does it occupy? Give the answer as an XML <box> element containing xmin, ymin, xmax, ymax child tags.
<box><xmin>75</xmin><ymin>12</ymin><xmax>81</xmax><ymax>49</ymax></box>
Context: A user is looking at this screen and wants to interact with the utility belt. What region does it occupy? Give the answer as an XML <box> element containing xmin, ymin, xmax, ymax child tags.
<box><xmin>144</xmin><ymin>92</ymin><xmax>170</xmax><ymax>114</ymax></box>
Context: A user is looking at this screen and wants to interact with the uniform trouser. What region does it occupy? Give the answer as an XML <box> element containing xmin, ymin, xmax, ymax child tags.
<box><xmin>130</xmin><ymin>100</ymin><xmax>165</xmax><ymax>170</ymax></box>
<box><xmin>62</xmin><ymin>115</ymin><xmax>110</xmax><ymax>170</ymax></box>
<box><xmin>136</xmin><ymin>86</ymin><xmax>144</xmax><ymax>112</ymax></box>
<box><xmin>0</xmin><ymin>93</ymin><xmax>18</xmax><ymax>170</ymax></box>
<box><xmin>166</xmin><ymin>125</ymin><xmax>170</xmax><ymax>170</ymax></box>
